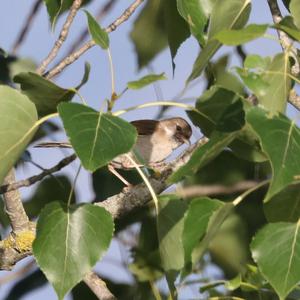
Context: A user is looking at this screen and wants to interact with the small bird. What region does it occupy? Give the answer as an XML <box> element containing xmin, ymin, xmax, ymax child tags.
<box><xmin>36</xmin><ymin>117</ymin><xmax>192</xmax><ymax>184</ymax></box>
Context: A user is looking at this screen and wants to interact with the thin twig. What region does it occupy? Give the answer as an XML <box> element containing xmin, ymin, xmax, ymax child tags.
<box><xmin>12</xmin><ymin>0</ymin><xmax>42</xmax><ymax>54</ymax></box>
<box><xmin>2</xmin><ymin>169</ymin><xmax>30</xmax><ymax>233</ymax></box>
<box><xmin>84</xmin><ymin>272</ymin><xmax>116</xmax><ymax>300</ymax></box>
<box><xmin>66</xmin><ymin>0</ymin><xmax>117</xmax><ymax>55</ymax></box>
<box><xmin>267</xmin><ymin>0</ymin><xmax>299</xmax><ymax>75</ymax></box>
<box><xmin>0</xmin><ymin>154</ymin><xmax>77</xmax><ymax>194</ymax></box>
<box><xmin>37</xmin><ymin>0</ymin><xmax>83</xmax><ymax>75</ymax></box>
<box><xmin>46</xmin><ymin>0</ymin><xmax>144</xmax><ymax>79</ymax></box>
<box><xmin>176</xmin><ymin>181</ymin><xmax>260</xmax><ymax>198</ymax></box>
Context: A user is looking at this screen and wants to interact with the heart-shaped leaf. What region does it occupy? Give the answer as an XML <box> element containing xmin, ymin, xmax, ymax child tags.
<box><xmin>247</xmin><ymin>107</ymin><xmax>300</xmax><ymax>202</ymax></box>
<box><xmin>251</xmin><ymin>221</ymin><xmax>300</xmax><ymax>300</ymax></box>
<box><xmin>85</xmin><ymin>10</ymin><xmax>109</xmax><ymax>49</ymax></box>
<box><xmin>33</xmin><ymin>202</ymin><xmax>114</xmax><ymax>300</ymax></box>
<box><xmin>14</xmin><ymin>62</ymin><xmax>90</xmax><ymax>117</ymax></box>
<box><xmin>58</xmin><ymin>103</ymin><xmax>137</xmax><ymax>171</ymax></box>
<box><xmin>0</xmin><ymin>85</ymin><xmax>38</xmax><ymax>185</ymax></box>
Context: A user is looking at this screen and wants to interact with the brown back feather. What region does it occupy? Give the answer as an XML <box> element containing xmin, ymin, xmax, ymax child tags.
<box><xmin>130</xmin><ymin>119</ymin><xmax>159</xmax><ymax>135</ymax></box>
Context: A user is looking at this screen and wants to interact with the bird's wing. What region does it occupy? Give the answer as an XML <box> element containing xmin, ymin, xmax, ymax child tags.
<box><xmin>130</xmin><ymin>119</ymin><xmax>159</xmax><ymax>135</ymax></box>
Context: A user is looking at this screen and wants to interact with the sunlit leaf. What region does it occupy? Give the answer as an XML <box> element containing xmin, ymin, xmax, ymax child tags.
<box><xmin>0</xmin><ymin>86</ymin><xmax>38</xmax><ymax>185</ymax></box>
<box><xmin>58</xmin><ymin>103</ymin><xmax>137</xmax><ymax>171</ymax></box>
<box><xmin>127</xmin><ymin>73</ymin><xmax>167</xmax><ymax>90</ymax></box>
<box><xmin>188</xmin><ymin>0</ymin><xmax>251</xmax><ymax>82</ymax></box>
<box><xmin>290</xmin><ymin>0</ymin><xmax>300</xmax><ymax>29</ymax></box>
<box><xmin>257</xmin><ymin>53</ymin><xmax>291</xmax><ymax>113</ymax></box>
<box><xmin>183</xmin><ymin>197</ymin><xmax>223</xmax><ymax>268</ymax></box>
<box><xmin>157</xmin><ymin>195</ymin><xmax>187</xmax><ymax>271</ymax></box>
<box><xmin>251</xmin><ymin>221</ymin><xmax>300</xmax><ymax>300</ymax></box>
<box><xmin>33</xmin><ymin>202</ymin><xmax>114</xmax><ymax>300</ymax></box>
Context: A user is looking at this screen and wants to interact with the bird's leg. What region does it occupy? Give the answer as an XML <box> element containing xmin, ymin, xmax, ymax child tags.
<box><xmin>108</xmin><ymin>164</ymin><xmax>132</xmax><ymax>187</ymax></box>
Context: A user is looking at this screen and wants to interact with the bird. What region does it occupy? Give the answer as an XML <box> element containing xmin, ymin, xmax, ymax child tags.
<box><xmin>36</xmin><ymin>117</ymin><xmax>192</xmax><ymax>185</ymax></box>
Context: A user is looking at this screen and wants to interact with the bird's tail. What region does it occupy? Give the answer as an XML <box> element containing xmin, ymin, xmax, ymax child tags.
<box><xmin>35</xmin><ymin>142</ymin><xmax>72</xmax><ymax>148</ymax></box>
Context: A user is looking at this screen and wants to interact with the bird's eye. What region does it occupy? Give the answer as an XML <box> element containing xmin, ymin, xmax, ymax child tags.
<box><xmin>176</xmin><ymin>125</ymin><xmax>182</xmax><ymax>132</ymax></box>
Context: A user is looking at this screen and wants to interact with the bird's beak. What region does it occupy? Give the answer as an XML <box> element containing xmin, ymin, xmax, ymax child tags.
<box><xmin>183</xmin><ymin>137</ymin><xmax>191</xmax><ymax>146</ymax></box>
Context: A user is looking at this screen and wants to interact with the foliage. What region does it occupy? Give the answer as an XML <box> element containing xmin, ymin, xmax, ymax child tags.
<box><xmin>1</xmin><ymin>0</ymin><xmax>300</xmax><ymax>299</ymax></box>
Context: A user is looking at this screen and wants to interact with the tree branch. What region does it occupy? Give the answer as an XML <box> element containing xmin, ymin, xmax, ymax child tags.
<box><xmin>2</xmin><ymin>169</ymin><xmax>30</xmax><ymax>232</ymax></box>
<box><xmin>267</xmin><ymin>0</ymin><xmax>300</xmax><ymax>111</ymax></box>
<box><xmin>0</xmin><ymin>154</ymin><xmax>77</xmax><ymax>194</ymax></box>
<box><xmin>84</xmin><ymin>272</ymin><xmax>116</xmax><ymax>300</ymax></box>
<box><xmin>0</xmin><ymin>137</ymin><xmax>207</xmax><ymax>270</ymax></box>
<box><xmin>96</xmin><ymin>138</ymin><xmax>209</xmax><ymax>218</ymax></box>
<box><xmin>175</xmin><ymin>180</ymin><xmax>260</xmax><ymax>198</ymax></box>
<box><xmin>12</xmin><ymin>0</ymin><xmax>42</xmax><ymax>54</ymax></box>
<box><xmin>46</xmin><ymin>0</ymin><xmax>144</xmax><ymax>79</ymax></box>
<box><xmin>37</xmin><ymin>0</ymin><xmax>83</xmax><ymax>75</ymax></box>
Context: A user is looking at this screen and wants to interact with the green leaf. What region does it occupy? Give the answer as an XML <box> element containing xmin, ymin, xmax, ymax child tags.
<box><xmin>0</xmin><ymin>86</ymin><xmax>38</xmax><ymax>185</ymax></box>
<box><xmin>251</xmin><ymin>221</ymin><xmax>300</xmax><ymax>300</ymax></box>
<box><xmin>176</xmin><ymin>0</ymin><xmax>208</xmax><ymax>45</ymax></box>
<box><xmin>257</xmin><ymin>53</ymin><xmax>291</xmax><ymax>113</ymax></box>
<box><xmin>169</xmin><ymin>132</ymin><xmax>239</xmax><ymax>183</ymax></box>
<box><xmin>58</xmin><ymin>103</ymin><xmax>137</xmax><ymax>171</ymax></box>
<box><xmin>43</xmin><ymin>0</ymin><xmax>92</xmax><ymax>29</ymax></box>
<box><xmin>247</xmin><ymin>107</ymin><xmax>300</xmax><ymax>202</ymax></box>
<box><xmin>85</xmin><ymin>10</ymin><xmax>109</xmax><ymax>49</ymax></box>
<box><xmin>244</xmin><ymin>54</ymin><xmax>271</xmax><ymax>70</ymax></box>
<box><xmin>187</xmin><ymin>0</ymin><xmax>251</xmax><ymax>82</ymax></box>
<box><xmin>290</xmin><ymin>0</ymin><xmax>300</xmax><ymax>29</ymax></box>
<box><xmin>182</xmin><ymin>198</ymin><xmax>223</xmax><ymax>268</ymax></box>
<box><xmin>33</xmin><ymin>202</ymin><xmax>114</xmax><ymax>300</ymax></box>
<box><xmin>14</xmin><ymin>63</ymin><xmax>90</xmax><ymax>117</ymax></box>
<box><xmin>214</xmin><ymin>24</ymin><xmax>268</xmax><ymax>45</ymax></box>
<box><xmin>24</xmin><ymin>176</ymin><xmax>75</xmax><ymax>219</ymax></box>
<box><xmin>236</xmin><ymin>68</ymin><xmax>270</xmax><ymax>98</ymax></box>
<box><xmin>275</xmin><ymin>23</ymin><xmax>300</xmax><ymax>42</ymax></box>
<box><xmin>157</xmin><ymin>195</ymin><xmax>188</xmax><ymax>271</ymax></box>
<box><xmin>127</xmin><ymin>73</ymin><xmax>167</xmax><ymax>90</ymax></box>
<box><xmin>130</xmin><ymin>0</ymin><xmax>168</xmax><ymax>68</ymax></box>
<box><xmin>43</xmin><ymin>0</ymin><xmax>61</xmax><ymax>28</ymax></box>
<box><xmin>189</xmin><ymin>85</ymin><xmax>244</xmax><ymax>136</ymax></box>
<box><xmin>164</xmin><ymin>0</ymin><xmax>191</xmax><ymax>72</ymax></box>
<box><xmin>209</xmin><ymin>55</ymin><xmax>245</xmax><ymax>94</ymax></box>
<box><xmin>192</xmin><ymin>203</ymin><xmax>234</xmax><ymax>265</ymax></box>
<box><xmin>264</xmin><ymin>183</ymin><xmax>300</xmax><ymax>222</ymax></box>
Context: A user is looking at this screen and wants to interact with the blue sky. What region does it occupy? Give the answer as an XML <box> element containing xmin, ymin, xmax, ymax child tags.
<box><xmin>0</xmin><ymin>0</ymin><xmax>297</xmax><ymax>299</ymax></box>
